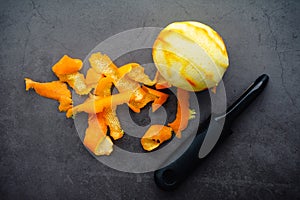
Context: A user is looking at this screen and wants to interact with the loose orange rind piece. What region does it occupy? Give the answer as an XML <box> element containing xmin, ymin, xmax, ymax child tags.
<box><xmin>89</xmin><ymin>52</ymin><xmax>120</xmax><ymax>81</ymax></box>
<box><xmin>141</xmin><ymin>125</ymin><xmax>173</xmax><ymax>151</ymax></box>
<box><xmin>52</xmin><ymin>55</ymin><xmax>83</xmax><ymax>75</ymax></box>
<box><xmin>95</xmin><ymin>77</ymin><xmax>124</xmax><ymax>140</ymax></box>
<box><xmin>94</xmin><ymin>77</ymin><xmax>114</xmax><ymax>97</ymax></box>
<box><xmin>57</xmin><ymin>73</ymin><xmax>92</xmax><ymax>95</ymax></box>
<box><xmin>24</xmin><ymin>78</ymin><xmax>72</xmax><ymax>112</ymax></box>
<box><xmin>95</xmin><ymin>136</ymin><xmax>113</xmax><ymax>155</ymax></box>
<box><xmin>83</xmin><ymin>114</ymin><xmax>107</xmax><ymax>155</ymax></box>
<box><xmin>168</xmin><ymin>88</ymin><xmax>190</xmax><ymax>138</ymax></box>
<box><xmin>104</xmin><ymin>107</ymin><xmax>124</xmax><ymax>140</ymax></box>
<box><xmin>66</xmin><ymin>90</ymin><xmax>133</xmax><ymax>118</ymax></box>
<box><xmin>119</xmin><ymin>63</ymin><xmax>156</xmax><ymax>86</ymax></box>
<box><xmin>85</xmin><ymin>68</ymin><xmax>103</xmax><ymax>88</ymax></box>
<box><xmin>142</xmin><ymin>86</ymin><xmax>169</xmax><ymax>112</ymax></box>
<box><xmin>127</xmin><ymin>87</ymin><xmax>156</xmax><ymax>113</ymax></box>
<box><xmin>52</xmin><ymin>55</ymin><xmax>91</xmax><ymax>95</ymax></box>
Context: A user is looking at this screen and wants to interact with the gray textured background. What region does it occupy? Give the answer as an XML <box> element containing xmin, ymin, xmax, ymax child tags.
<box><xmin>0</xmin><ymin>0</ymin><xmax>299</xmax><ymax>199</ymax></box>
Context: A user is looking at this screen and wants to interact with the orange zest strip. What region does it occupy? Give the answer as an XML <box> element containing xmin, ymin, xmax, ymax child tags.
<box><xmin>83</xmin><ymin>76</ymin><xmax>121</xmax><ymax>155</ymax></box>
<box><xmin>83</xmin><ymin>113</ymin><xmax>111</xmax><ymax>155</ymax></box>
<box><xmin>52</xmin><ymin>55</ymin><xmax>83</xmax><ymax>75</ymax></box>
<box><xmin>66</xmin><ymin>90</ymin><xmax>133</xmax><ymax>118</ymax></box>
<box><xmin>104</xmin><ymin>107</ymin><xmax>124</xmax><ymax>140</ymax></box>
<box><xmin>96</xmin><ymin>112</ymin><xmax>108</xmax><ymax>134</ymax></box>
<box><xmin>168</xmin><ymin>88</ymin><xmax>190</xmax><ymax>138</ymax></box>
<box><xmin>94</xmin><ymin>77</ymin><xmax>113</xmax><ymax>97</ymax></box>
<box><xmin>57</xmin><ymin>73</ymin><xmax>91</xmax><ymax>95</ymax></box>
<box><xmin>52</xmin><ymin>55</ymin><xmax>91</xmax><ymax>95</ymax></box>
<box><xmin>94</xmin><ymin>77</ymin><xmax>124</xmax><ymax>140</ymax></box>
<box><xmin>127</xmin><ymin>87</ymin><xmax>156</xmax><ymax>113</ymax></box>
<box><xmin>24</xmin><ymin>78</ymin><xmax>72</xmax><ymax>112</ymax></box>
<box><xmin>89</xmin><ymin>52</ymin><xmax>120</xmax><ymax>81</ymax></box>
<box><xmin>117</xmin><ymin>64</ymin><xmax>169</xmax><ymax>113</ymax></box>
<box><xmin>85</xmin><ymin>68</ymin><xmax>103</xmax><ymax>88</ymax></box>
<box><xmin>118</xmin><ymin>63</ymin><xmax>134</xmax><ymax>78</ymax></box>
<box><xmin>119</xmin><ymin>63</ymin><xmax>156</xmax><ymax>86</ymax></box>
<box><xmin>142</xmin><ymin>86</ymin><xmax>169</xmax><ymax>112</ymax></box>
<box><xmin>141</xmin><ymin>125</ymin><xmax>173</xmax><ymax>151</ymax></box>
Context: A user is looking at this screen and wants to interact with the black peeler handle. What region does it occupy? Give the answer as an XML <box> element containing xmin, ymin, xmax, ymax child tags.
<box><xmin>154</xmin><ymin>74</ymin><xmax>269</xmax><ymax>190</ymax></box>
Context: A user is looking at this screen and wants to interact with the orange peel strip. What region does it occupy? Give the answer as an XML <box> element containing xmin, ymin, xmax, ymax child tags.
<box><xmin>83</xmin><ymin>77</ymin><xmax>120</xmax><ymax>155</ymax></box>
<box><xmin>142</xmin><ymin>86</ymin><xmax>169</xmax><ymax>112</ymax></box>
<box><xmin>52</xmin><ymin>55</ymin><xmax>83</xmax><ymax>75</ymax></box>
<box><xmin>83</xmin><ymin>113</ymin><xmax>113</xmax><ymax>156</ymax></box>
<box><xmin>104</xmin><ymin>107</ymin><xmax>124</xmax><ymax>140</ymax></box>
<box><xmin>141</xmin><ymin>125</ymin><xmax>172</xmax><ymax>151</ymax></box>
<box><xmin>86</xmin><ymin>68</ymin><xmax>103</xmax><ymax>88</ymax></box>
<box><xmin>57</xmin><ymin>73</ymin><xmax>92</xmax><ymax>95</ymax></box>
<box><xmin>88</xmin><ymin>52</ymin><xmax>119</xmax><ymax>81</ymax></box>
<box><xmin>119</xmin><ymin>63</ymin><xmax>156</xmax><ymax>86</ymax></box>
<box><xmin>168</xmin><ymin>88</ymin><xmax>190</xmax><ymax>138</ymax></box>
<box><xmin>66</xmin><ymin>90</ymin><xmax>133</xmax><ymax>118</ymax></box>
<box><xmin>24</xmin><ymin>78</ymin><xmax>72</xmax><ymax>112</ymax></box>
<box><xmin>52</xmin><ymin>55</ymin><xmax>92</xmax><ymax>95</ymax></box>
<box><xmin>127</xmin><ymin>87</ymin><xmax>156</xmax><ymax>113</ymax></box>
<box><xmin>94</xmin><ymin>77</ymin><xmax>124</xmax><ymax>140</ymax></box>
<box><xmin>94</xmin><ymin>77</ymin><xmax>114</xmax><ymax>97</ymax></box>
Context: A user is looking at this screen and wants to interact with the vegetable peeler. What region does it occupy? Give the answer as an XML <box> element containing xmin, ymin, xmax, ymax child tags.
<box><xmin>154</xmin><ymin>74</ymin><xmax>269</xmax><ymax>190</ymax></box>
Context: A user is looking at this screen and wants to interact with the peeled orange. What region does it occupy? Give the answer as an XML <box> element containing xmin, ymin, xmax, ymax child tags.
<box><xmin>152</xmin><ymin>21</ymin><xmax>229</xmax><ymax>91</ymax></box>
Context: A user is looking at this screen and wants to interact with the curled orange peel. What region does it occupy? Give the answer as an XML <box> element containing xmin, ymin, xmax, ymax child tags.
<box><xmin>52</xmin><ymin>55</ymin><xmax>83</xmax><ymax>75</ymax></box>
<box><xmin>142</xmin><ymin>86</ymin><xmax>169</xmax><ymax>112</ymax></box>
<box><xmin>52</xmin><ymin>55</ymin><xmax>92</xmax><ymax>95</ymax></box>
<box><xmin>66</xmin><ymin>90</ymin><xmax>133</xmax><ymax>118</ymax></box>
<box><xmin>119</xmin><ymin>63</ymin><xmax>156</xmax><ymax>86</ymax></box>
<box><xmin>95</xmin><ymin>77</ymin><xmax>124</xmax><ymax>140</ymax></box>
<box><xmin>85</xmin><ymin>68</ymin><xmax>103</xmax><ymax>88</ymax></box>
<box><xmin>141</xmin><ymin>125</ymin><xmax>173</xmax><ymax>151</ymax></box>
<box><xmin>168</xmin><ymin>88</ymin><xmax>190</xmax><ymax>138</ymax></box>
<box><xmin>24</xmin><ymin>78</ymin><xmax>72</xmax><ymax>112</ymax></box>
<box><xmin>83</xmin><ymin>113</ymin><xmax>113</xmax><ymax>156</ymax></box>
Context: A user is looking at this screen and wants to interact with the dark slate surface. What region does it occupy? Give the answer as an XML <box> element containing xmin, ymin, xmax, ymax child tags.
<box><xmin>0</xmin><ymin>0</ymin><xmax>299</xmax><ymax>199</ymax></box>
